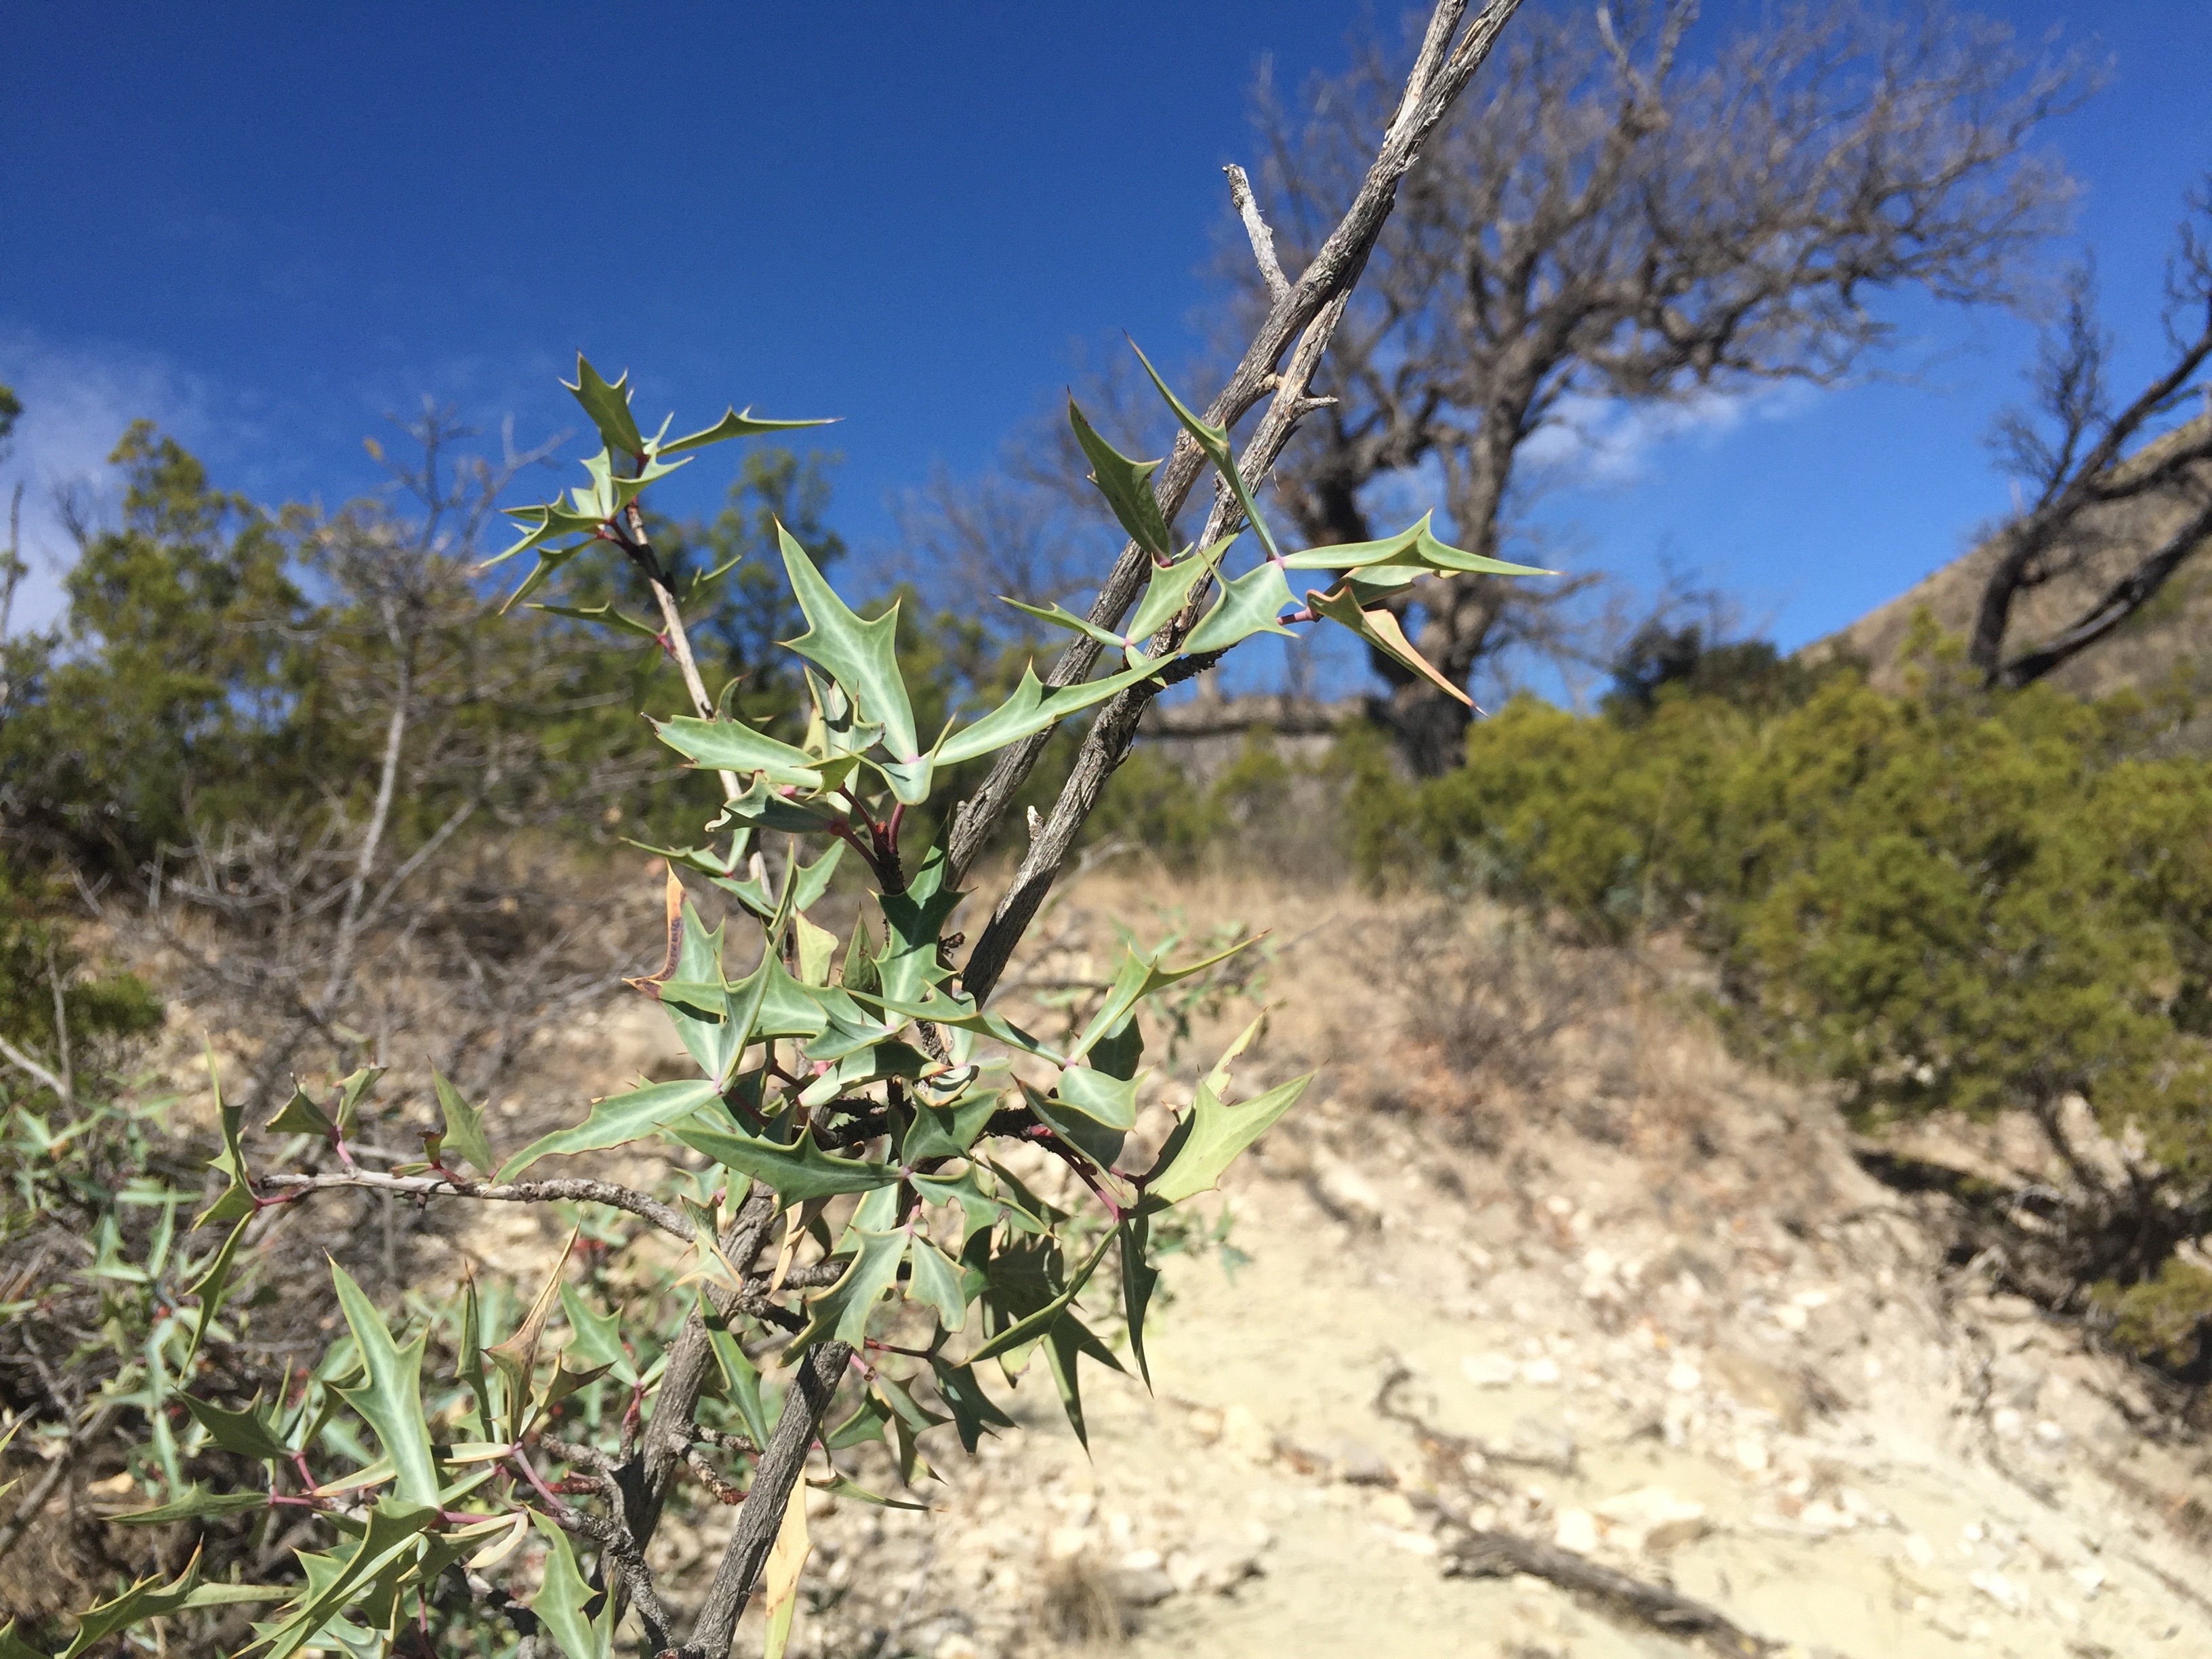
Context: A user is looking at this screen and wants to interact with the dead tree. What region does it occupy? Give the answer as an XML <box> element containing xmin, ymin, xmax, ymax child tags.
<box><xmin>1970</xmin><ymin>178</ymin><xmax>2212</xmax><ymax>689</ymax></box>
<box><xmin>1242</xmin><ymin>0</ymin><xmax>2088</xmax><ymax>771</ymax></box>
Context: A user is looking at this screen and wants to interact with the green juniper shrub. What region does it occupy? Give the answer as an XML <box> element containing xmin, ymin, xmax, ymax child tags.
<box><xmin>1367</xmin><ymin>620</ymin><xmax>2212</xmax><ymax>1368</ymax></box>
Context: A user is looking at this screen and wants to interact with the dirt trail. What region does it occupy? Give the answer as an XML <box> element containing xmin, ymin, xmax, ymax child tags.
<box><xmin>739</xmin><ymin>874</ymin><xmax>2212</xmax><ymax>1659</ymax></box>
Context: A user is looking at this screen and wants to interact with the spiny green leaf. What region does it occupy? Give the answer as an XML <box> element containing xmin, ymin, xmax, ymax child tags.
<box><xmin>264</xmin><ymin>1084</ymin><xmax>335</xmax><ymax>1141</ymax></box>
<box><xmin>840</xmin><ymin>913</ymin><xmax>881</xmax><ymax>996</ymax></box>
<box><xmin>900</xmin><ymin>1092</ymin><xmax>1001</xmax><ymax>1162</ymax></box>
<box><xmin>1068</xmin><ymin>935</ymin><xmax>1258</xmax><ymax>1065</ymax></box>
<box><xmin>863</xmin><ymin>991</ymin><xmax>1063</xmax><ymax>1065</ymax></box>
<box><xmin>1130</xmin><ymin>339</ymin><xmax>1281</xmax><ymax>562</ymax></box>
<box><xmin>794</xmin><ymin>914</ymin><xmax>839</xmax><ymax>987</ymax></box>
<box><xmin>707</xmin><ymin>772</ymin><xmax>853</xmax><ymax>836</ymax></box>
<box><xmin>329</xmin><ymin>1265</ymin><xmax>441</xmax><ymax>1507</ymax></box>
<box><xmin>182</xmin><ymin>1392</ymin><xmax>290</xmax><ymax>1460</ymax></box>
<box><xmin>965</xmin><ymin>1228</ymin><xmax>1116</xmax><ymax>1367</ymax></box>
<box><xmin>528</xmin><ymin>598</ymin><xmax>661</xmax><ymax>637</ymax></box>
<box><xmin>1145</xmin><ymin>1073</ymin><xmax>1313</xmax><ymax>1207</ymax></box>
<box><xmin>1090</xmin><ymin>1010</ymin><xmax>1143</xmax><ymax>1080</ymax></box>
<box><xmin>914</xmin><ymin>1166</ymin><xmax>1029</xmax><ymax>1240</ymax></box>
<box><xmin>527</xmin><ymin>1516</ymin><xmax>614</xmax><ymax>1659</ymax></box>
<box><xmin>905</xmin><ymin>1236</ymin><xmax>970</xmax><ymax>1331</ymax></box>
<box><xmin>653</xmin><ymin>714</ymin><xmax>823</xmax><ymax>787</ymax></box>
<box><xmin>1026</xmin><ymin>1082</ymin><xmax>1130</xmax><ymax>1178</ymax></box>
<box><xmin>797</xmin><ymin>1040</ymin><xmax>931</xmax><ymax>1109</ymax></box>
<box><xmin>1183</xmin><ymin>559</ymin><xmax>1297</xmax><ymax>655</ymax></box>
<box><xmin>1279</xmin><ymin>510</ymin><xmax>1554</xmax><ymax>577</ymax></box>
<box><xmin>106</xmin><ymin>1484</ymin><xmax>270</xmax><ymax>1527</ymax></box>
<box><xmin>333</xmin><ymin>1067</ymin><xmax>383</xmax><ymax>1141</ymax></box>
<box><xmin>1044</xmin><ymin>1312</ymin><xmax>1124</xmax><ymax>1453</ymax></box>
<box><xmin>1069</xmin><ymin>396</ymin><xmax>1176</xmax><ymax>563</ymax></box>
<box><xmin>60</xmin><ymin>1551</ymin><xmax>206</xmax><ymax>1658</ymax></box>
<box><xmin>1051</xmin><ymin>1066</ymin><xmax>1141</xmax><ymax>1132</ymax></box>
<box><xmin>1307</xmin><ymin>581</ymin><xmax>1473</xmax><ymax>707</ymax></box>
<box><xmin>998</xmin><ymin>596</ymin><xmax>1128</xmax><ymax>650</ymax></box>
<box><xmin>184</xmin><ymin>1211</ymin><xmax>251</xmax><ymax>1365</ymax></box>
<box><xmin>557</xmin><ymin>1284</ymin><xmax>635</xmax><ymax>1385</ymax></box>
<box><xmin>196</xmin><ymin>1043</ymin><xmax>252</xmax><ymax>1229</ymax></box>
<box><xmin>250</xmin><ymin>1498</ymin><xmax>442</xmax><ymax>1659</ymax></box>
<box><xmin>930</xmin><ymin>1359</ymin><xmax>1015</xmax><ymax>1454</ymax></box>
<box><xmin>564</xmin><ymin>355</ymin><xmax>644</xmax><ymax>456</ymax></box>
<box><xmin>935</xmin><ymin>658</ymin><xmax>1163</xmax><ymax>768</ymax></box>
<box><xmin>779</xmin><ymin>524</ymin><xmax>917</xmax><ymax>759</ymax></box>
<box><xmin>1123</xmin><ymin>538</ymin><xmax>1231</xmax><ymax>656</ymax></box>
<box><xmin>1120</xmin><ymin>1215</ymin><xmax>1160</xmax><ymax>1390</ymax></box>
<box><xmin>675</xmin><ymin>1122</ymin><xmax>899</xmax><ymax>1207</ymax></box>
<box><xmin>785</xmin><ymin>1222</ymin><xmax>912</xmax><ymax>1356</ymax></box>
<box><xmin>483</xmin><ymin>500</ymin><xmax>600</xmax><ymax>569</ymax></box>
<box><xmin>660</xmin><ymin>405</ymin><xmax>835</xmax><ymax>458</ymax></box>
<box><xmin>431</xmin><ymin>1072</ymin><xmax>495</xmax><ymax>1178</ymax></box>
<box><xmin>874</xmin><ymin>843</ymin><xmax>966</xmax><ymax>1005</ymax></box>
<box><xmin>697</xmin><ymin>1290</ymin><xmax>773</xmax><ymax>1447</ymax></box>
<box><xmin>807</xmin><ymin>1471</ymin><xmax>930</xmax><ymax>1511</ymax></box>
<box><xmin>497</xmin><ymin>1078</ymin><xmax>720</xmax><ymax>1182</ymax></box>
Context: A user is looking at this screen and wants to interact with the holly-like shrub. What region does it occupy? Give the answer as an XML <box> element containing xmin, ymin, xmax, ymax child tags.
<box><xmin>0</xmin><ymin>340</ymin><xmax>1536</xmax><ymax>1659</ymax></box>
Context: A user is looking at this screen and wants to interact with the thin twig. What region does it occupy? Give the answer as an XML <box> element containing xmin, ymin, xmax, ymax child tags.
<box><xmin>258</xmin><ymin>1170</ymin><xmax>697</xmax><ymax>1243</ymax></box>
<box><xmin>1226</xmin><ymin>164</ymin><xmax>1291</xmax><ymax>302</ymax></box>
<box><xmin>0</xmin><ymin>1034</ymin><xmax>69</xmax><ymax>1102</ymax></box>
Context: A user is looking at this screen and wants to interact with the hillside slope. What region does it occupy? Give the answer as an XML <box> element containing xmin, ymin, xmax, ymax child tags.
<box><xmin>1814</xmin><ymin>412</ymin><xmax>2212</xmax><ymax>699</ymax></box>
<box><xmin>597</xmin><ymin>871</ymin><xmax>2212</xmax><ymax>1659</ymax></box>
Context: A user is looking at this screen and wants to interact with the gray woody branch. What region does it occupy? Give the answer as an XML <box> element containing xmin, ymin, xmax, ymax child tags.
<box><xmin>388</xmin><ymin>5</ymin><xmax>1525</xmax><ymax>1653</ymax></box>
<box><xmin>943</xmin><ymin>0</ymin><xmax>1525</xmax><ymax>893</ymax></box>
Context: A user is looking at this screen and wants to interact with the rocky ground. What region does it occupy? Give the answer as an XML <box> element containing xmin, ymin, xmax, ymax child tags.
<box><xmin>657</xmin><ymin>872</ymin><xmax>2212</xmax><ymax>1659</ymax></box>
<box><xmin>124</xmin><ymin>865</ymin><xmax>2212</xmax><ymax>1656</ymax></box>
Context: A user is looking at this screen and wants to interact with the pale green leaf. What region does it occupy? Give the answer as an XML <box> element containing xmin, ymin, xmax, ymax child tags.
<box><xmin>527</xmin><ymin>1517</ymin><xmax>614</xmax><ymax>1659</ymax></box>
<box><xmin>557</xmin><ymin>1284</ymin><xmax>636</xmax><ymax>1385</ymax></box>
<box><xmin>1122</xmin><ymin>538</ymin><xmax>1231</xmax><ymax>655</ymax></box>
<box><xmin>1279</xmin><ymin>510</ymin><xmax>1553</xmax><ymax>576</ymax></box>
<box><xmin>998</xmin><ymin>596</ymin><xmax>1128</xmax><ymax>650</ymax></box>
<box><xmin>905</xmin><ymin>1237</ymin><xmax>970</xmax><ymax>1332</ymax></box>
<box><xmin>329</xmin><ymin>1265</ymin><xmax>441</xmax><ymax>1507</ymax></box>
<box><xmin>1144</xmin><ymin>1073</ymin><xmax>1313</xmax><ymax>1206</ymax></box>
<box><xmin>432</xmin><ymin>1072</ymin><xmax>495</xmax><ymax>1178</ymax></box>
<box><xmin>1183</xmin><ymin>560</ymin><xmax>1296</xmax><ymax>655</ymax></box>
<box><xmin>263</xmin><ymin>1085</ymin><xmax>335</xmax><ymax>1141</ymax></box>
<box><xmin>784</xmin><ymin>1227</ymin><xmax>910</xmax><ymax>1357</ymax></box>
<box><xmin>1068</xmin><ymin>396</ymin><xmax>1176</xmax><ymax>563</ymax></box>
<box><xmin>935</xmin><ymin>659</ymin><xmax>1162</xmax><ymax>768</ymax></box>
<box><xmin>497</xmin><ymin>1078</ymin><xmax>719</xmax><ymax>1181</ymax></box>
<box><xmin>660</xmin><ymin>405</ymin><xmax>835</xmax><ymax>458</ymax></box>
<box><xmin>674</xmin><ymin>1123</ymin><xmax>898</xmax><ymax>1207</ymax></box>
<box><xmin>780</xmin><ymin>525</ymin><xmax>917</xmax><ymax>759</ymax></box>
<box><xmin>1130</xmin><ymin>339</ymin><xmax>1282</xmax><ymax>561</ymax></box>
<box><xmin>564</xmin><ymin>355</ymin><xmax>644</xmax><ymax>455</ymax></box>
<box><xmin>1120</xmin><ymin>1215</ymin><xmax>1160</xmax><ymax>1389</ymax></box>
<box><xmin>182</xmin><ymin>1392</ymin><xmax>289</xmax><ymax>1460</ymax></box>
<box><xmin>652</xmin><ymin>714</ymin><xmax>823</xmax><ymax>787</ymax></box>
<box><xmin>106</xmin><ymin>1485</ymin><xmax>270</xmax><ymax>1527</ymax></box>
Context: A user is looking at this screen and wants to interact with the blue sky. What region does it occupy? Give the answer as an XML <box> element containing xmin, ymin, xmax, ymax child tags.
<box><xmin>4</xmin><ymin>2</ymin><xmax>2209</xmax><ymax>701</ymax></box>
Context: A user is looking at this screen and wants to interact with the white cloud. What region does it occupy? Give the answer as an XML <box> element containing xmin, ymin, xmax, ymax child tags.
<box><xmin>0</xmin><ymin>331</ymin><xmax>207</xmax><ymax>634</ymax></box>
<box><xmin>1519</xmin><ymin>382</ymin><xmax>1816</xmax><ymax>489</ymax></box>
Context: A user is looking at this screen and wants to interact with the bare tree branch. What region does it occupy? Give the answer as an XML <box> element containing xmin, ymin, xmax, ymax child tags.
<box><xmin>944</xmin><ymin>0</ymin><xmax>1524</xmax><ymax>882</ymax></box>
<box><xmin>1972</xmin><ymin>178</ymin><xmax>2212</xmax><ymax>687</ymax></box>
<box><xmin>1247</xmin><ymin>0</ymin><xmax>2088</xmax><ymax>769</ymax></box>
<box><xmin>1225</xmin><ymin>163</ymin><xmax>1290</xmax><ymax>302</ymax></box>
